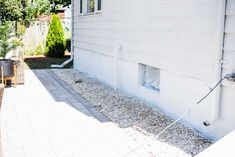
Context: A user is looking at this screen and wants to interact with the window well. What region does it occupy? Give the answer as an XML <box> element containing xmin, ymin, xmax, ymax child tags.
<box><xmin>139</xmin><ymin>64</ymin><xmax>160</xmax><ymax>91</ymax></box>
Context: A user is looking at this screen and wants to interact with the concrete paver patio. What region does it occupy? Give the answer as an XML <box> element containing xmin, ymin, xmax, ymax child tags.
<box><xmin>0</xmin><ymin>70</ymin><xmax>158</xmax><ymax>157</ymax></box>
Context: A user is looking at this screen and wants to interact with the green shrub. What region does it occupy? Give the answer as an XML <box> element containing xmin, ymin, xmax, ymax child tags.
<box><xmin>0</xmin><ymin>22</ymin><xmax>15</xmax><ymax>58</ymax></box>
<box><xmin>66</xmin><ymin>38</ymin><xmax>71</xmax><ymax>52</ymax></box>
<box><xmin>35</xmin><ymin>45</ymin><xmax>45</xmax><ymax>55</ymax></box>
<box><xmin>64</xmin><ymin>32</ymin><xmax>71</xmax><ymax>52</ymax></box>
<box><xmin>45</xmin><ymin>14</ymin><xmax>65</xmax><ymax>57</ymax></box>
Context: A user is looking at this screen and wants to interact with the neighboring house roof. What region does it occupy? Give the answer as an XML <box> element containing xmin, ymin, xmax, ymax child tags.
<box><xmin>38</xmin><ymin>7</ymin><xmax>71</xmax><ymax>22</ymax></box>
<box><xmin>38</xmin><ymin>12</ymin><xmax>64</xmax><ymax>22</ymax></box>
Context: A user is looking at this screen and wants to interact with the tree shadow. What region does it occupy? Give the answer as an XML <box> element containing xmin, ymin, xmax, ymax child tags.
<box><xmin>32</xmin><ymin>69</ymin><xmax>111</xmax><ymax>124</ymax></box>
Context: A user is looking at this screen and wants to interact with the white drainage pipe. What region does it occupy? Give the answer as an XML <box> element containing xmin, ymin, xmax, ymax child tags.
<box><xmin>113</xmin><ymin>45</ymin><xmax>122</xmax><ymax>90</ymax></box>
<box><xmin>204</xmin><ymin>0</ymin><xmax>226</xmax><ymax>126</ymax></box>
<box><xmin>51</xmin><ymin>55</ymin><xmax>73</xmax><ymax>68</ymax></box>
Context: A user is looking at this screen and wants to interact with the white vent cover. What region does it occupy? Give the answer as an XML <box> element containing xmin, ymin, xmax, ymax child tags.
<box><xmin>139</xmin><ymin>64</ymin><xmax>160</xmax><ymax>91</ymax></box>
<box><xmin>144</xmin><ymin>66</ymin><xmax>160</xmax><ymax>90</ymax></box>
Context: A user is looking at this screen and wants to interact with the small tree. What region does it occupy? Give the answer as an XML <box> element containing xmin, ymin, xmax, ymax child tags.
<box><xmin>45</xmin><ymin>14</ymin><xmax>65</xmax><ymax>57</ymax></box>
<box><xmin>0</xmin><ymin>0</ymin><xmax>22</xmax><ymax>23</ymax></box>
<box><xmin>0</xmin><ymin>22</ymin><xmax>17</xmax><ymax>59</ymax></box>
<box><xmin>24</xmin><ymin>0</ymin><xmax>51</xmax><ymax>26</ymax></box>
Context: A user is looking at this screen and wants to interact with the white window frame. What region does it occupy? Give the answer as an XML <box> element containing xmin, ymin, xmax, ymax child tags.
<box><xmin>79</xmin><ymin>0</ymin><xmax>102</xmax><ymax>16</ymax></box>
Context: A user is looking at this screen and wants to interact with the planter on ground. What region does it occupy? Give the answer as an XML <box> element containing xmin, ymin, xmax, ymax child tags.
<box><xmin>0</xmin><ymin>59</ymin><xmax>14</xmax><ymax>77</ymax></box>
<box><xmin>0</xmin><ymin>59</ymin><xmax>16</xmax><ymax>85</ymax></box>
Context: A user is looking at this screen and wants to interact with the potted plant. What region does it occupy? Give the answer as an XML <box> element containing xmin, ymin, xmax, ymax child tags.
<box><xmin>0</xmin><ymin>22</ymin><xmax>18</xmax><ymax>85</ymax></box>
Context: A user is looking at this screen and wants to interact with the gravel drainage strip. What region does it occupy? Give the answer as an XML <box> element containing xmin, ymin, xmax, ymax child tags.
<box><xmin>52</xmin><ymin>69</ymin><xmax>212</xmax><ymax>157</ymax></box>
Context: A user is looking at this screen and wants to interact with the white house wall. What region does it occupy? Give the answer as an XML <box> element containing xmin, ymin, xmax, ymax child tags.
<box><xmin>73</xmin><ymin>0</ymin><xmax>235</xmax><ymax>139</ymax></box>
<box><xmin>216</xmin><ymin>0</ymin><xmax>235</xmax><ymax>137</ymax></box>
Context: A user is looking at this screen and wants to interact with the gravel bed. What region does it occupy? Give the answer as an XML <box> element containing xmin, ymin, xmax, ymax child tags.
<box><xmin>52</xmin><ymin>69</ymin><xmax>212</xmax><ymax>156</ymax></box>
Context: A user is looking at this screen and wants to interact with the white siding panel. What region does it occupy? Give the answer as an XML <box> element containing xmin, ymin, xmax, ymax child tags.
<box><xmin>74</xmin><ymin>0</ymin><xmax>218</xmax><ymax>80</ymax></box>
<box><xmin>218</xmin><ymin>0</ymin><xmax>235</xmax><ymax>139</ymax></box>
<box><xmin>226</xmin><ymin>0</ymin><xmax>235</xmax><ymax>15</ymax></box>
<box><xmin>74</xmin><ymin>49</ymin><xmax>115</xmax><ymax>85</ymax></box>
<box><xmin>225</xmin><ymin>16</ymin><xmax>235</xmax><ymax>33</ymax></box>
<box><xmin>223</xmin><ymin>52</ymin><xmax>235</xmax><ymax>69</ymax></box>
<box><xmin>224</xmin><ymin>32</ymin><xmax>235</xmax><ymax>51</ymax></box>
<box><xmin>223</xmin><ymin>13</ymin><xmax>235</xmax><ymax>75</ymax></box>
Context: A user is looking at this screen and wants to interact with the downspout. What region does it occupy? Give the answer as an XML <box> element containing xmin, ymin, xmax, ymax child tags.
<box><xmin>203</xmin><ymin>0</ymin><xmax>227</xmax><ymax>126</ymax></box>
<box><xmin>51</xmin><ymin>0</ymin><xmax>74</xmax><ymax>68</ymax></box>
<box><xmin>113</xmin><ymin>45</ymin><xmax>122</xmax><ymax>90</ymax></box>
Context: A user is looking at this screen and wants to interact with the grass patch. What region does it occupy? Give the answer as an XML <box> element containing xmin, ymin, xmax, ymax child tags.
<box><xmin>24</xmin><ymin>54</ymin><xmax>73</xmax><ymax>69</ymax></box>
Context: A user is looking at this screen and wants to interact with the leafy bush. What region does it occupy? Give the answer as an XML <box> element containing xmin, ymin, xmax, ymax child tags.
<box><xmin>45</xmin><ymin>14</ymin><xmax>65</xmax><ymax>57</ymax></box>
<box><xmin>35</xmin><ymin>45</ymin><xmax>45</xmax><ymax>55</ymax></box>
<box><xmin>24</xmin><ymin>50</ymin><xmax>34</xmax><ymax>56</ymax></box>
<box><xmin>64</xmin><ymin>32</ymin><xmax>71</xmax><ymax>52</ymax></box>
<box><xmin>16</xmin><ymin>22</ymin><xmax>26</xmax><ymax>37</ymax></box>
<box><xmin>24</xmin><ymin>45</ymin><xmax>45</xmax><ymax>56</ymax></box>
<box><xmin>66</xmin><ymin>38</ymin><xmax>71</xmax><ymax>52</ymax></box>
<box><xmin>0</xmin><ymin>22</ymin><xmax>17</xmax><ymax>59</ymax></box>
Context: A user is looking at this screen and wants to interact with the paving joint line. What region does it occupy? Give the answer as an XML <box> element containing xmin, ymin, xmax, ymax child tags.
<box><xmin>39</xmin><ymin>69</ymin><xmax>111</xmax><ymax>122</ymax></box>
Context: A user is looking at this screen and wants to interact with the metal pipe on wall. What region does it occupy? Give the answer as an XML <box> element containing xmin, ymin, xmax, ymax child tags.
<box><xmin>203</xmin><ymin>0</ymin><xmax>227</xmax><ymax>126</ymax></box>
<box><xmin>113</xmin><ymin>45</ymin><xmax>122</xmax><ymax>90</ymax></box>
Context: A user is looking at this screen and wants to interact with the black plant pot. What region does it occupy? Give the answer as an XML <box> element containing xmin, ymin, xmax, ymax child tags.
<box><xmin>0</xmin><ymin>59</ymin><xmax>15</xmax><ymax>77</ymax></box>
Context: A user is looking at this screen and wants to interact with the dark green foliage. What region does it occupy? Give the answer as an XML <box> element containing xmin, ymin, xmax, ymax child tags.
<box><xmin>25</xmin><ymin>0</ymin><xmax>51</xmax><ymax>25</ymax></box>
<box><xmin>0</xmin><ymin>0</ymin><xmax>68</xmax><ymax>26</ymax></box>
<box><xmin>0</xmin><ymin>22</ymin><xmax>17</xmax><ymax>59</ymax></box>
<box><xmin>0</xmin><ymin>0</ymin><xmax>22</xmax><ymax>23</ymax></box>
<box><xmin>50</xmin><ymin>0</ymin><xmax>71</xmax><ymax>13</ymax></box>
<box><xmin>45</xmin><ymin>14</ymin><xmax>65</xmax><ymax>57</ymax></box>
<box><xmin>66</xmin><ymin>38</ymin><xmax>71</xmax><ymax>52</ymax></box>
<box><xmin>0</xmin><ymin>0</ymin><xmax>51</xmax><ymax>27</ymax></box>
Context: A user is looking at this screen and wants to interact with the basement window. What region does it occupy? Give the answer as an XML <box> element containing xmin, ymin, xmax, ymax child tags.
<box><xmin>139</xmin><ymin>64</ymin><xmax>160</xmax><ymax>92</ymax></box>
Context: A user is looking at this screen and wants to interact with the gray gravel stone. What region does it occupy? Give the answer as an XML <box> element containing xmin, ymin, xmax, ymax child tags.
<box><xmin>52</xmin><ymin>69</ymin><xmax>212</xmax><ymax>156</ymax></box>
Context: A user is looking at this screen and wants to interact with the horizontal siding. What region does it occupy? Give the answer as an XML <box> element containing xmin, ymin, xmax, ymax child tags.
<box><xmin>223</xmin><ymin>0</ymin><xmax>235</xmax><ymax>71</ymax></box>
<box><xmin>223</xmin><ymin>52</ymin><xmax>235</xmax><ymax>69</ymax></box>
<box><xmin>74</xmin><ymin>0</ymin><xmax>220</xmax><ymax>81</ymax></box>
<box><xmin>223</xmin><ymin>34</ymin><xmax>235</xmax><ymax>51</ymax></box>
<box><xmin>225</xmin><ymin>16</ymin><xmax>235</xmax><ymax>33</ymax></box>
<box><xmin>73</xmin><ymin>31</ymin><xmax>216</xmax><ymax>51</ymax></box>
<box><xmin>216</xmin><ymin>0</ymin><xmax>235</xmax><ymax>138</ymax></box>
<box><xmin>226</xmin><ymin>0</ymin><xmax>235</xmax><ymax>15</ymax></box>
<box><xmin>73</xmin><ymin>33</ymin><xmax>215</xmax><ymax>64</ymax></box>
